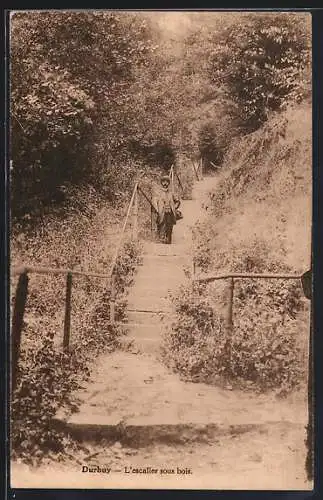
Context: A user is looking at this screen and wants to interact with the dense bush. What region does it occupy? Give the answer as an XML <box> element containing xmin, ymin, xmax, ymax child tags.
<box><xmin>208</xmin><ymin>13</ymin><xmax>311</xmax><ymax>132</ymax></box>
<box><xmin>162</xmin><ymin>277</ymin><xmax>305</xmax><ymax>394</ymax></box>
<box><xmin>10</xmin><ymin>12</ymin><xmax>170</xmax><ymax>221</ymax></box>
<box><xmin>231</xmin><ymin>278</ymin><xmax>305</xmax><ymax>394</ymax></box>
<box><xmin>11</xmin><ymin>332</ymin><xmax>86</xmax><ymax>465</ymax></box>
<box><xmin>192</xmin><ymin>222</ymin><xmax>212</xmax><ymax>272</ymax></box>
<box><xmin>162</xmin><ymin>282</ymin><xmax>227</xmax><ymax>382</ymax></box>
<box><xmin>113</xmin><ymin>239</ymin><xmax>143</xmax><ymax>296</ymax></box>
<box><xmin>198</xmin><ymin>122</ymin><xmax>225</xmax><ymax>166</ymax></box>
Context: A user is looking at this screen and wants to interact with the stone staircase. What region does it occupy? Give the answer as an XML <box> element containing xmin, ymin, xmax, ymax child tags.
<box><xmin>124</xmin><ymin>244</ymin><xmax>188</xmax><ymax>354</ymax></box>
<box><xmin>122</xmin><ymin>177</ymin><xmax>214</xmax><ymax>355</ymax></box>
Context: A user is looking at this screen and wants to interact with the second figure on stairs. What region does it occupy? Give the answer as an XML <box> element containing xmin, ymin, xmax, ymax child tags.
<box><xmin>153</xmin><ymin>175</ymin><xmax>181</xmax><ymax>244</ymax></box>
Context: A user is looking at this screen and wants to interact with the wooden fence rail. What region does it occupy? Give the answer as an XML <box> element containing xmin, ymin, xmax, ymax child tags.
<box><xmin>11</xmin><ymin>265</ymin><xmax>112</xmax><ymax>280</ymax></box>
<box><xmin>194</xmin><ymin>271</ymin><xmax>303</xmax><ymax>283</ymax></box>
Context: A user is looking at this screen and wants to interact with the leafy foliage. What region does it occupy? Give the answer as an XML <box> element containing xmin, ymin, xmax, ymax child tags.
<box><xmin>193</xmin><ymin>223</ymin><xmax>212</xmax><ymax>272</ymax></box>
<box><xmin>10</xmin><ymin>12</ymin><xmax>311</xmax><ymax>221</ymax></box>
<box><xmin>162</xmin><ymin>278</ymin><xmax>305</xmax><ymax>394</ymax></box>
<box><xmin>11</xmin><ymin>332</ymin><xmax>86</xmax><ymax>465</ymax></box>
<box><xmin>10</xmin><ymin>12</ymin><xmax>158</xmax><ymax>220</ymax></box>
<box><xmin>231</xmin><ymin>278</ymin><xmax>305</xmax><ymax>394</ymax></box>
<box><xmin>162</xmin><ymin>283</ymin><xmax>227</xmax><ymax>382</ymax></box>
<box><xmin>207</xmin><ymin>13</ymin><xmax>311</xmax><ymax>131</ymax></box>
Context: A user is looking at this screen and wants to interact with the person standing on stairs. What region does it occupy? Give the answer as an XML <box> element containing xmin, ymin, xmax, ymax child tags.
<box><xmin>154</xmin><ymin>175</ymin><xmax>181</xmax><ymax>244</ymax></box>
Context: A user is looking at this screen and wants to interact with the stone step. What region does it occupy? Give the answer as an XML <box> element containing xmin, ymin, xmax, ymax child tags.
<box><xmin>138</xmin><ymin>257</ymin><xmax>190</xmax><ymax>268</ymax></box>
<box><xmin>127</xmin><ymin>296</ymin><xmax>171</xmax><ymax>311</ymax></box>
<box><xmin>127</xmin><ymin>286</ymin><xmax>172</xmax><ymax>299</ymax></box>
<box><xmin>128</xmin><ymin>337</ymin><xmax>161</xmax><ymax>354</ymax></box>
<box><xmin>117</xmin><ymin>322</ymin><xmax>164</xmax><ymax>330</ymax></box>
<box><xmin>134</xmin><ymin>271</ymin><xmax>185</xmax><ymax>282</ymax></box>
<box><xmin>138</xmin><ymin>268</ymin><xmax>184</xmax><ymax>275</ymax></box>
<box><xmin>142</xmin><ymin>253</ymin><xmax>189</xmax><ymax>260</ymax></box>
<box><xmin>126</xmin><ymin>310</ymin><xmax>170</xmax><ymax>325</ymax></box>
<box><xmin>143</xmin><ymin>244</ymin><xmax>189</xmax><ymax>256</ymax></box>
<box><xmin>122</xmin><ymin>323</ymin><xmax>163</xmax><ymax>339</ymax></box>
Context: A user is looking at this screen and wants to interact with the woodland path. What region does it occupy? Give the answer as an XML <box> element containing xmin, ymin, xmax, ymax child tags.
<box><xmin>13</xmin><ymin>175</ymin><xmax>310</xmax><ymax>489</ymax></box>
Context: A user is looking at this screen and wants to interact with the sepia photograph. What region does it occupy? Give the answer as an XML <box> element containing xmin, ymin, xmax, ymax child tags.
<box><xmin>9</xmin><ymin>10</ymin><xmax>313</xmax><ymax>490</ymax></box>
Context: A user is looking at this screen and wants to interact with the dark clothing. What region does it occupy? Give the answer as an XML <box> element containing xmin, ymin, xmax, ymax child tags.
<box><xmin>153</xmin><ymin>186</ymin><xmax>180</xmax><ymax>244</ymax></box>
<box><xmin>157</xmin><ymin>209</ymin><xmax>176</xmax><ymax>244</ymax></box>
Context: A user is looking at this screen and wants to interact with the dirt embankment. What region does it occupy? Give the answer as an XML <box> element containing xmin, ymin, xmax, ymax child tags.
<box><xmin>206</xmin><ymin>102</ymin><xmax>312</xmax><ymax>275</ymax></box>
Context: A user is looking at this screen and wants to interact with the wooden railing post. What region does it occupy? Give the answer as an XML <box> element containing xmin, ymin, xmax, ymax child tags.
<box><xmin>11</xmin><ymin>271</ymin><xmax>29</xmax><ymax>392</ymax></box>
<box><xmin>110</xmin><ymin>274</ymin><xmax>116</xmax><ymax>324</ymax></box>
<box><xmin>63</xmin><ymin>272</ymin><xmax>72</xmax><ymax>352</ymax></box>
<box><xmin>225</xmin><ymin>277</ymin><xmax>234</xmax><ymax>374</ymax></box>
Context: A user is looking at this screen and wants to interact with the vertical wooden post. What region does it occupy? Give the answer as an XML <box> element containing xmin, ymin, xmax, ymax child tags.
<box><xmin>110</xmin><ymin>274</ymin><xmax>116</xmax><ymax>324</ymax></box>
<box><xmin>63</xmin><ymin>272</ymin><xmax>72</xmax><ymax>352</ymax></box>
<box><xmin>200</xmin><ymin>157</ymin><xmax>203</xmax><ymax>179</ymax></box>
<box><xmin>11</xmin><ymin>271</ymin><xmax>29</xmax><ymax>393</ymax></box>
<box><xmin>133</xmin><ymin>185</ymin><xmax>138</xmax><ymax>239</ymax></box>
<box><xmin>225</xmin><ymin>277</ymin><xmax>234</xmax><ymax>374</ymax></box>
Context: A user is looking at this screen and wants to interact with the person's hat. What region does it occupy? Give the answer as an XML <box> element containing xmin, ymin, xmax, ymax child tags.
<box><xmin>161</xmin><ymin>175</ymin><xmax>170</xmax><ymax>184</ymax></box>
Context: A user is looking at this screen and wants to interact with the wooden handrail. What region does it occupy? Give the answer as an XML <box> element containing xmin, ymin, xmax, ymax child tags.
<box><xmin>11</xmin><ymin>265</ymin><xmax>112</xmax><ymax>280</ymax></box>
<box><xmin>109</xmin><ymin>182</ymin><xmax>138</xmax><ymax>278</ymax></box>
<box><xmin>194</xmin><ymin>272</ymin><xmax>303</xmax><ymax>283</ymax></box>
<box><xmin>137</xmin><ymin>185</ymin><xmax>158</xmax><ymax>213</ymax></box>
